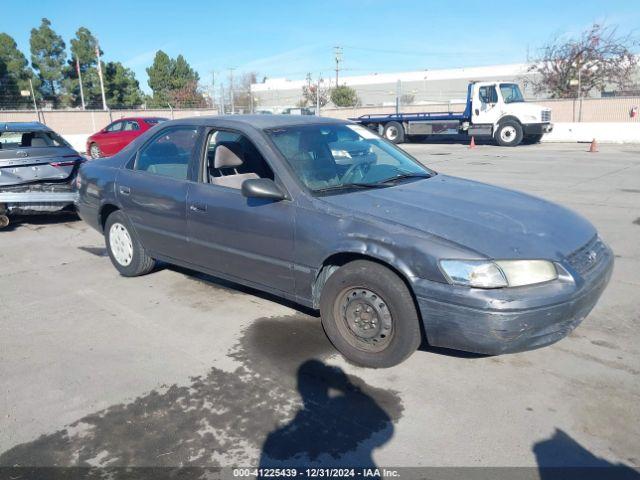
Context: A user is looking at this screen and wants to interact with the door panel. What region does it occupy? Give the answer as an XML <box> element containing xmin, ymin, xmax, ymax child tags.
<box><xmin>472</xmin><ymin>83</ymin><xmax>501</xmax><ymax>125</ymax></box>
<box><xmin>186</xmin><ymin>183</ymin><xmax>295</xmax><ymax>294</ymax></box>
<box><xmin>115</xmin><ymin>125</ymin><xmax>200</xmax><ymax>261</ymax></box>
<box><xmin>116</xmin><ymin>169</ymin><xmax>189</xmax><ymax>260</ymax></box>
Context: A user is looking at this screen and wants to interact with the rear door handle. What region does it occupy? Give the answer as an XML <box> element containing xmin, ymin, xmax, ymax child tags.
<box><xmin>189</xmin><ymin>203</ymin><xmax>207</xmax><ymax>213</ymax></box>
<box><xmin>119</xmin><ymin>186</ymin><xmax>131</xmax><ymax>196</ymax></box>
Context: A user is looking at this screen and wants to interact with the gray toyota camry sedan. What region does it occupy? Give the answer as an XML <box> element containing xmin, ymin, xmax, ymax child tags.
<box><xmin>76</xmin><ymin>115</ymin><xmax>613</xmax><ymax>368</ymax></box>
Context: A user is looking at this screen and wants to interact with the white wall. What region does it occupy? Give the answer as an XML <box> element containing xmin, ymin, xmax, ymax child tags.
<box><xmin>542</xmin><ymin>123</ymin><xmax>640</xmax><ymax>143</ymax></box>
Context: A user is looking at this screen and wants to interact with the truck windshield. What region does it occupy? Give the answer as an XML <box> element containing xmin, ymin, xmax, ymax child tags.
<box><xmin>499</xmin><ymin>84</ymin><xmax>525</xmax><ymax>103</ymax></box>
<box><xmin>267</xmin><ymin>124</ymin><xmax>433</xmax><ymax>193</ymax></box>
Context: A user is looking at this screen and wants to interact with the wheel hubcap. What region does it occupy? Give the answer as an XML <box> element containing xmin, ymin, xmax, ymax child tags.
<box><xmin>90</xmin><ymin>145</ymin><xmax>100</xmax><ymax>158</ymax></box>
<box><xmin>500</xmin><ymin>126</ymin><xmax>516</xmax><ymax>143</ymax></box>
<box><xmin>386</xmin><ymin>126</ymin><xmax>398</xmax><ymax>140</ymax></box>
<box><xmin>109</xmin><ymin>222</ymin><xmax>133</xmax><ymax>266</ymax></box>
<box><xmin>340</xmin><ymin>288</ymin><xmax>393</xmax><ymax>351</ymax></box>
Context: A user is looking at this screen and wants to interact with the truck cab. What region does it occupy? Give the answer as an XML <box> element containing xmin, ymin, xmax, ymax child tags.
<box><xmin>469</xmin><ymin>81</ymin><xmax>553</xmax><ymax>146</ymax></box>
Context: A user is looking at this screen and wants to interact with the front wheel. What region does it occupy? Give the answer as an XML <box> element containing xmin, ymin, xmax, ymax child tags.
<box><xmin>104</xmin><ymin>210</ymin><xmax>156</xmax><ymax>277</ymax></box>
<box><xmin>494</xmin><ymin>120</ymin><xmax>523</xmax><ymax>146</ymax></box>
<box><xmin>319</xmin><ymin>260</ymin><xmax>421</xmax><ymax>368</ymax></box>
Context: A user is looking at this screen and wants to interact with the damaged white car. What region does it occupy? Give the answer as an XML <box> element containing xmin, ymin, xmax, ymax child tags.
<box><xmin>0</xmin><ymin>122</ymin><xmax>83</xmax><ymax>228</ymax></box>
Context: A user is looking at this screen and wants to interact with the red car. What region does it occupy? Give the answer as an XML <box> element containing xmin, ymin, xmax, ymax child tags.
<box><xmin>86</xmin><ymin>116</ymin><xmax>167</xmax><ymax>158</ymax></box>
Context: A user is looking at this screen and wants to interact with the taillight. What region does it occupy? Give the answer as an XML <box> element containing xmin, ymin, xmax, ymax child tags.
<box><xmin>50</xmin><ymin>155</ymin><xmax>82</xmax><ymax>167</ymax></box>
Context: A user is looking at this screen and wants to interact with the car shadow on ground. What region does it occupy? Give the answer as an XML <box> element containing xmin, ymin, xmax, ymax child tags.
<box><xmin>533</xmin><ymin>428</ymin><xmax>640</xmax><ymax>480</ymax></box>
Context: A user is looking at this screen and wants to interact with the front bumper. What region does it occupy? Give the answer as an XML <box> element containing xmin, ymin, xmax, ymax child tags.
<box><xmin>523</xmin><ymin>122</ymin><xmax>553</xmax><ymax>135</ymax></box>
<box><xmin>413</xmin><ymin>244</ymin><xmax>613</xmax><ymax>355</ymax></box>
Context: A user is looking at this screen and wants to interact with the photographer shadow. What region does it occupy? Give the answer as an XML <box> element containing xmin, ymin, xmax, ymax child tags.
<box><xmin>259</xmin><ymin>359</ymin><xmax>393</xmax><ymax>472</ymax></box>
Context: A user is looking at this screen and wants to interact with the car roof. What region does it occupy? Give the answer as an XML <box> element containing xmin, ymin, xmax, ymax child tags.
<box><xmin>0</xmin><ymin>122</ymin><xmax>51</xmax><ymax>132</ymax></box>
<box><xmin>161</xmin><ymin>114</ymin><xmax>348</xmax><ymax>130</ymax></box>
<box><xmin>111</xmin><ymin>116</ymin><xmax>167</xmax><ymax>122</ymax></box>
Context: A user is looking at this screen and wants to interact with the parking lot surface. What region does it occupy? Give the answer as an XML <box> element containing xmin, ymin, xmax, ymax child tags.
<box><xmin>1</xmin><ymin>142</ymin><xmax>639</xmax><ymax>472</ymax></box>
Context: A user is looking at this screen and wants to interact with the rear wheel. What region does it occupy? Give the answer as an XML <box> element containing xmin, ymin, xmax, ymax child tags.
<box><xmin>383</xmin><ymin>121</ymin><xmax>405</xmax><ymax>144</ymax></box>
<box><xmin>494</xmin><ymin>120</ymin><xmax>523</xmax><ymax>146</ymax></box>
<box><xmin>319</xmin><ymin>260</ymin><xmax>421</xmax><ymax>368</ymax></box>
<box><xmin>89</xmin><ymin>143</ymin><xmax>102</xmax><ymax>159</ymax></box>
<box><xmin>104</xmin><ymin>210</ymin><xmax>155</xmax><ymax>277</ymax></box>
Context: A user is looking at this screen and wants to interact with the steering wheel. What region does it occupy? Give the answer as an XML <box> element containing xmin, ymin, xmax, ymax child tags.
<box><xmin>341</xmin><ymin>161</ymin><xmax>371</xmax><ymax>184</ymax></box>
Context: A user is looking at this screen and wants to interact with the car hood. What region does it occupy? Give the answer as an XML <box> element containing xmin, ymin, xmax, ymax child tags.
<box><xmin>319</xmin><ymin>175</ymin><xmax>595</xmax><ymax>260</ymax></box>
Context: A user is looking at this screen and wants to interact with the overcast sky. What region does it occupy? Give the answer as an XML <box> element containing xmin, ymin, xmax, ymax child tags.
<box><xmin>4</xmin><ymin>0</ymin><xmax>639</xmax><ymax>92</ymax></box>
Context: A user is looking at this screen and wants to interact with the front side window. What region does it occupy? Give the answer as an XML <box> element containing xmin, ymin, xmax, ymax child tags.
<box><xmin>134</xmin><ymin>127</ymin><xmax>198</xmax><ymax>180</ymax></box>
<box><xmin>106</xmin><ymin>121</ymin><xmax>123</xmax><ymax>132</ymax></box>
<box><xmin>267</xmin><ymin>124</ymin><xmax>432</xmax><ymax>193</ymax></box>
<box><xmin>203</xmin><ymin>130</ymin><xmax>274</xmax><ymax>189</ymax></box>
<box><xmin>0</xmin><ymin>130</ymin><xmax>69</xmax><ymax>149</ymax></box>
<box><xmin>499</xmin><ymin>83</ymin><xmax>525</xmax><ymax>103</ymax></box>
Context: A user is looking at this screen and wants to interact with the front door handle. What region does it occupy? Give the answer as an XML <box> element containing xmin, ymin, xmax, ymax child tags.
<box><xmin>189</xmin><ymin>203</ymin><xmax>207</xmax><ymax>213</ymax></box>
<box><xmin>119</xmin><ymin>186</ymin><xmax>131</xmax><ymax>196</ymax></box>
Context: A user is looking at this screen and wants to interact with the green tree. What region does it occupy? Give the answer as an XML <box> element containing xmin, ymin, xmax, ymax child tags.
<box><xmin>104</xmin><ymin>61</ymin><xmax>144</xmax><ymax>107</ymax></box>
<box><xmin>30</xmin><ymin>18</ymin><xmax>66</xmax><ymax>104</ymax></box>
<box><xmin>330</xmin><ymin>85</ymin><xmax>359</xmax><ymax>107</ymax></box>
<box><xmin>146</xmin><ymin>50</ymin><xmax>204</xmax><ymax>107</ymax></box>
<box><xmin>146</xmin><ymin>50</ymin><xmax>174</xmax><ymax>106</ymax></box>
<box><xmin>0</xmin><ymin>33</ymin><xmax>37</xmax><ymax>108</ymax></box>
<box><xmin>61</xmin><ymin>27</ymin><xmax>104</xmax><ymax>108</ymax></box>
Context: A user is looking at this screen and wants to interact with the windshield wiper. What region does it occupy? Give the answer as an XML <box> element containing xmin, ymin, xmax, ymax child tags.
<box><xmin>314</xmin><ymin>182</ymin><xmax>390</xmax><ymax>193</ymax></box>
<box><xmin>375</xmin><ymin>172</ymin><xmax>432</xmax><ymax>185</ymax></box>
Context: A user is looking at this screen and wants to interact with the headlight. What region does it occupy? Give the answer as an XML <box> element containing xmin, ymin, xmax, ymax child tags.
<box><xmin>440</xmin><ymin>259</ymin><xmax>557</xmax><ymax>288</ymax></box>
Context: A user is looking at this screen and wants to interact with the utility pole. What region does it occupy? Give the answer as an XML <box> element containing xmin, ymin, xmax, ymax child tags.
<box><xmin>95</xmin><ymin>43</ymin><xmax>108</xmax><ymax>111</ymax></box>
<box><xmin>333</xmin><ymin>46</ymin><xmax>343</xmax><ymax>86</ymax></box>
<box><xmin>228</xmin><ymin>68</ymin><xmax>236</xmax><ymax>114</ymax></box>
<box><xmin>395</xmin><ymin>79</ymin><xmax>402</xmax><ymax>115</ymax></box>
<box><xmin>75</xmin><ymin>57</ymin><xmax>86</xmax><ymax>110</ymax></box>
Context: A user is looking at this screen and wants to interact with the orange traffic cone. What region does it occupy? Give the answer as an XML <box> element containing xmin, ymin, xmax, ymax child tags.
<box><xmin>588</xmin><ymin>138</ymin><xmax>598</xmax><ymax>152</ymax></box>
<box><xmin>469</xmin><ymin>136</ymin><xmax>476</xmax><ymax>149</ymax></box>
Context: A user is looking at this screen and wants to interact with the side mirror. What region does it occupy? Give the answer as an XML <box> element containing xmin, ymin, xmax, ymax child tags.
<box><xmin>241</xmin><ymin>178</ymin><xmax>286</xmax><ymax>201</ymax></box>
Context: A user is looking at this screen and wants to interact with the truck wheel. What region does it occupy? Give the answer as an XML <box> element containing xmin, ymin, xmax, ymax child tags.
<box><xmin>319</xmin><ymin>260</ymin><xmax>421</xmax><ymax>368</ymax></box>
<box><xmin>383</xmin><ymin>121</ymin><xmax>405</xmax><ymax>144</ymax></box>
<box><xmin>494</xmin><ymin>120</ymin><xmax>523</xmax><ymax>146</ymax></box>
<box><xmin>104</xmin><ymin>210</ymin><xmax>156</xmax><ymax>277</ymax></box>
<box><xmin>522</xmin><ymin>134</ymin><xmax>543</xmax><ymax>145</ymax></box>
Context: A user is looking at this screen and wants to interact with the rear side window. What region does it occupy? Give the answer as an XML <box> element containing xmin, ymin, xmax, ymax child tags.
<box><xmin>123</xmin><ymin>120</ymin><xmax>139</xmax><ymax>131</ymax></box>
<box><xmin>134</xmin><ymin>127</ymin><xmax>199</xmax><ymax>180</ymax></box>
<box><xmin>0</xmin><ymin>130</ymin><xmax>69</xmax><ymax>149</ymax></box>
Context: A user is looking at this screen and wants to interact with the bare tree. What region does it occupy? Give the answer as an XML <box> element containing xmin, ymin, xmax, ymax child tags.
<box><xmin>302</xmin><ymin>82</ymin><xmax>330</xmax><ymax>107</ymax></box>
<box><xmin>528</xmin><ymin>23</ymin><xmax>638</xmax><ymax>98</ymax></box>
<box><xmin>233</xmin><ymin>72</ymin><xmax>258</xmax><ymax>112</ymax></box>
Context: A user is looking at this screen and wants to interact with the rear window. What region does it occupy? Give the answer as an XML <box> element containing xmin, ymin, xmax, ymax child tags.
<box><xmin>0</xmin><ymin>130</ymin><xmax>69</xmax><ymax>150</ymax></box>
<box><xmin>143</xmin><ymin>118</ymin><xmax>168</xmax><ymax>125</ymax></box>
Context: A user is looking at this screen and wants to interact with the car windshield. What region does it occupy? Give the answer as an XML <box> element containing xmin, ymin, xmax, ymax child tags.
<box><xmin>267</xmin><ymin>123</ymin><xmax>433</xmax><ymax>192</ymax></box>
<box><xmin>499</xmin><ymin>83</ymin><xmax>525</xmax><ymax>103</ymax></box>
<box><xmin>0</xmin><ymin>130</ymin><xmax>69</xmax><ymax>150</ymax></box>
